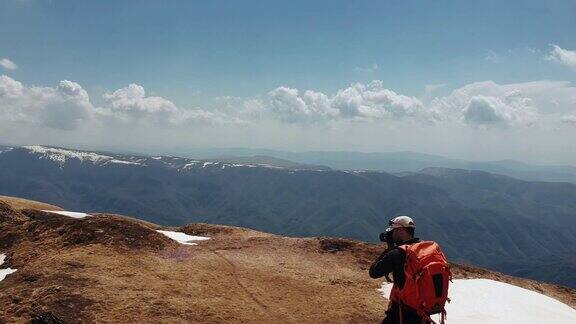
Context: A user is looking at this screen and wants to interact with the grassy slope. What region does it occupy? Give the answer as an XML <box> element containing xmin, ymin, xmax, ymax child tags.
<box><xmin>0</xmin><ymin>195</ymin><xmax>63</xmax><ymax>211</ymax></box>
<box><xmin>0</xmin><ymin>199</ymin><xmax>574</xmax><ymax>323</ymax></box>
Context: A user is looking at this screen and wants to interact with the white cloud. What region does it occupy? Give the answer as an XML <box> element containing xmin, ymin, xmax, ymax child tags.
<box><xmin>103</xmin><ymin>84</ymin><xmax>180</xmax><ymax>122</ymax></box>
<box><xmin>265</xmin><ymin>81</ymin><xmax>427</xmax><ymax>123</ymax></box>
<box><xmin>0</xmin><ymin>75</ymin><xmax>92</xmax><ymax>130</ymax></box>
<box><xmin>331</xmin><ymin>81</ymin><xmax>426</xmax><ymax>120</ymax></box>
<box><xmin>101</xmin><ymin>83</ymin><xmax>231</xmax><ymax>125</ymax></box>
<box><xmin>546</xmin><ymin>45</ymin><xmax>576</xmax><ymax>71</ymax></box>
<box><xmin>463</xmin><ymin>95</ymin><xmax>532</xmax><ymax>126</ymax></box>
<box><xmin>428</xmin><ymin>80</ymin><xmax>576</xmax><ymax>127</ymax></box>
<box><xmin>0</xmin><ymin>58</ymin><xmax>17</xmax><ymax>70</ymax></box>
<box><xmin>2</xmin><ymin>75</ymin><xmax>576</xmax><ymax>145</ymax></box>
<box><xmin>1</xmin><ymin>75</ymin><xmax>576</xmax><ymax>164</ymax></box>
<box><xmin>262</xmin><ymin>80</ymin><xmax>576</xmax><ymax>128</ymax></box>
<box><xmin>266</xmin><ymin>87</ymin><xmax>339</xmax><ymax>123</ymax></box>
<box><xmin>0</xmin><ymin>77</ymin><xmax>232</xmax><ymax>130</ymax></box>
<box><xmin>561</xmin><ymin>114</ymin><xmax>576</xmax><ymax>126</ymax></box>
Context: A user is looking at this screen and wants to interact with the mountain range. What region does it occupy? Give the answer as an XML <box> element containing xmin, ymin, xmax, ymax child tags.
<box><xmin>0</xmin><ymin>145</ymin><xmax>575</xmax><ymax>288</ymax></box>
<box><xmin>166</xmin><ymin>147</ymin><xmax>576</xmax><ymax>184</ymax></box>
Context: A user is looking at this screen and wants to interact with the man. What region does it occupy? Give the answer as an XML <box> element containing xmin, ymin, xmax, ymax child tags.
<box><xmin>369</xmin><ymin>216</ymin><xmax>429</xmax><ymax>324</ymax></box>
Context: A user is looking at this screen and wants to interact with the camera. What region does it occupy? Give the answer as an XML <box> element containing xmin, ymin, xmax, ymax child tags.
<box><xmin>379</xmin><ymin>231</ymin><xmax>388</xmax><ymax>242</ymax></box>
<box><xmin>379</xmin><ymin>228</ymin><xmax>395</xmax><ymax>247</ymax></box>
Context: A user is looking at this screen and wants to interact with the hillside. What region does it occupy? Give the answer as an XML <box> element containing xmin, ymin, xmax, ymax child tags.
<box><xmin>1</xmin><ymin>145</ymin><xmax>576</xmax><ymax>288</ymax></box>
<box><xmin>0</xmin><ymin>195</ymin><xmax>63</xmax><ymax>211</ymax></box>
<box><xmin>1</xmin><ymin>198</ymin><xmax>574</xmax><ymax>323</ymax></box>
<box><xmin>180</xmin><ymin>148</ymin><xmax>576</xmax><ymax>184</ymax></box>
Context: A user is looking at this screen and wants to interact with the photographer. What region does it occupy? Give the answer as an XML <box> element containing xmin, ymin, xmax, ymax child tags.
<box><xmin>369</xmin><ymin>216</ymin><xmax>450</xmax><ymax>324</ymax></box>
<box><xmin>370</xmin><ymin>216</ymin><xmax>420</xmax><ymax>323</ymax></box>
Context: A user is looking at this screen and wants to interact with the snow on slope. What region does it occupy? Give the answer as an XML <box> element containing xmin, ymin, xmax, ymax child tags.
<box><xmin>156</xmin><ymin>230</ymin><xmax>210</xmax><ymax>245</ymax></box>
<box><xmin>0</xmin><ymin>253</ymin><xmax>17</xmax><ymax>282</ymax></box>
<box><xmin>7</xmin><ymin>145</ymin><xmax>319</xmax><ymax>172</ymax></box>
<box><xmin>23</xmin><ymin>146</ymin><xmax>143</xmax><ymax>167</ymax></box>
<box><xmin>42</xmin><ymin>210</ymin><xmax>90</xmax><ymax>219</ymax></box>
<box><xmin>380</xmin><ymin>279</ymin><xmax>576</xmax><ymax>323</ymax></box>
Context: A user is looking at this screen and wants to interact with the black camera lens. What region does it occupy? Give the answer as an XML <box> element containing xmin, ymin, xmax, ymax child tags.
<box><xmin>379</xmin><ymin>232</ymin><xmax>387</xmax><ymax>242</ymax></box>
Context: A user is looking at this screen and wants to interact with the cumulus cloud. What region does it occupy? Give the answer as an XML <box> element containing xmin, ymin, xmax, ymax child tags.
<box><xmin>2</xmin><ymin>75</ymin><xmax>576</xmax><ymax>136</ymax></box>
<box><xmin>0</xmin><ymin>58</ymin><xmax>17</xmax><ymax>70</ymax></box>
<box><xmin>101</xmin><ymin>84</ymin><xmax>232</xmax><ymax>125</ymax></box>
<box><xmin>265</xmin><ymin>81</ymin><xmax>427</xmax><ymax>123</ymax></box>
<box><xmin>2</xmin><ymin>74</ymin><xmax>576</xmax><ymax>165</ymax></box>
<box><xmin>257</xmin><ymin>80</ymin><xmax>576</xmax><ymax>127</ymax></box>
<box><xmin>0</xmin><ymin>76</ymin><xmax>232</xmax><ymax>131</ymax></box>
<box><xmin>332</xmin><ymin>81</ymin><xmax>426</xmax><ymax>120</ymax></box>
<box><xmin>0</xmin><ymin>75</ymin><xmax>92</xmax><ymax>130</ymax></box>
<box><xmin>427</xmin><ymin>80</ymin><xmax>576</xmax><ymax>127</ymax></box>
<box><xmin>266</xmin><ymin>87</ymin><xmax>338</xmax><ymax>123</ymax></box>
<box><xmin>546</xmin><ymin>45</ymin><xmax>576</xmax><ymax>71</ymax></box>
<box><xmin>462</xmin><ymin>95</ymin><xmax>533</xmax><ymax>126</ymax></box>
<box><xmin>102</xmin><ymin>84</ymin><xmax>181</xmax><ymax>123</ymax></box>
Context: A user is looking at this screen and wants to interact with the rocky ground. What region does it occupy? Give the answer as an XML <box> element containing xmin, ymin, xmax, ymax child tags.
<box><xmin>0</xmin><ymin>196</ymin><xmax>574</xmax><ymax>323</ymax></box>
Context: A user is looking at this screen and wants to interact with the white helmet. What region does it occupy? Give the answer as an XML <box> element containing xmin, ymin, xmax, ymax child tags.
<box><xmin>386</xmin><ymin>215</ymin><xmax>415</xmax><ymax>231</ymax></box>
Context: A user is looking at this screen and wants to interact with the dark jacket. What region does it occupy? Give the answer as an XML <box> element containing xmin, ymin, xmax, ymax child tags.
<box><xmin>369</xmin><ymin>237</ymin><xmax>420</xmax><ymax>289</ymax></box>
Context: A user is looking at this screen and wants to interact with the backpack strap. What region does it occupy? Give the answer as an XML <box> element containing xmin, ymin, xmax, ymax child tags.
<box><xmin>415</xmin><ymin>307</ymin><xmax>446</xmax><ymax>324</ymax></box>
<box><xmin>398</xmin><ymin>300</ymin><xmax>404</xmax><ymax>324</ymax></box>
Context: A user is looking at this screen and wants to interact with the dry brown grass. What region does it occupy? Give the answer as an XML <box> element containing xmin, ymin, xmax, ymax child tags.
<box><xmin>0</xmin><ymin>196</ymin><xmax>63</xmax><ymax>211</ymax></box>
<box><xmin>0</xmin><ymin>200</ymin><xmax>574</xmax><ymax>323</ymax></box>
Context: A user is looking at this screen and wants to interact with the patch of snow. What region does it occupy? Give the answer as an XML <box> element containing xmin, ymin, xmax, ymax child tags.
<box><xmin>0</xmin><ymin>253</ymin><xmax>17</xmax><ymax>282</ymax></box>
<box><xmin>182</xmin><ymin>161</ymin><xmax>200</xmax><ymax>169</ymax></box>
<box><xmin>229</xmin><ymin>163</ymin><xmax>259</xmax><ymax>168</ymax></box>
<box><xmin>156</xmin><ymin>230</ymin><xmax>210</xmax><ymax>246</ymax></box>
<box><xmin>379</xmin><ymin>279</ymin><xmax>576</xmax><ymax>323</ymax></box>
<box><xmin>258</xmin><ymin>163</ymin><xmax>284</xmax><ymax>169</ymax></box>
<box><xmin>151</xmin><ymin>156</ymin><xmax>162</xmax><ymax>160</ymax></box>
<box><xmin>105</xmin><ymin>159</ymin><xmax>142</xmax><ymax>166</ymax></box>
<box><xmin>42</xmin><ymin>210</ymin><xmax>90</xmax><ymax>219</ymax></box>
<box><xmin>202</xmin><ymin>161</ymin><xmax>214</xmax><ymax>168</ymax></box>
<box><xmin>0</xmin><ymin>147</ymin><xmax>13</xmax><ymax>154</ymax></box>
<box><xmin>23</xmin><ymin>145</ymin><xmax>143</xmax><ymax>167</ymax></box>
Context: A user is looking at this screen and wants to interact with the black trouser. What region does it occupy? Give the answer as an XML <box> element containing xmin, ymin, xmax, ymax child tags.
<box><xmin>381</xmin><ymin>303</ymin><xmax>428</xmax><ymax>324</ymax></box>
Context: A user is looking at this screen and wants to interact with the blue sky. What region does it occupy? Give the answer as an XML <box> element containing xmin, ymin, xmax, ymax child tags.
<box><xmin>1</xmin><ymin>0</ymin><xmax>576</xmax><ymax>164</ymax></box>
<box><xmin>2</xmin><ymin>0</ymin><xmax>575</xmax><ymax>103</ymax></box>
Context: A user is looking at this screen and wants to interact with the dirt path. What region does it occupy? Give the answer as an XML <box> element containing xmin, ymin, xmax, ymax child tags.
<box><xmin>211</xmin><ymin>249</ymin><xmax>286</xmax><ymax>322</ymax></box>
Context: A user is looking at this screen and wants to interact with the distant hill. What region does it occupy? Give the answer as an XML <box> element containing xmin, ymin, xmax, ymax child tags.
<box><xmin>1</xmin><ymin>199</ymin><xmax>574</xmax><ymax>322</ymax></box>
<box><xmin>397</xmin><ymin>167</ymin><xmax>576</xmax><ymax>286</ymax></box>
<box><xmin>206</xmin><ymin>155</ymin><xmax>331</xmax><ymax>171</ymax></box>
<box><xmin>0</xmin><ymin>145</ymin><xmax>575</xmax><ymax>288</ymax></box>
<box><xmin>174</xmin><ymin>147</ymin><xmax>576</xmax><ymax>184</ymax></box>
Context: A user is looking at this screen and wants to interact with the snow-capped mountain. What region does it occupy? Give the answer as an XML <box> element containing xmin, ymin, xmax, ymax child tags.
<box><xmin>1</xmin><ymin>144</ymin><xmax>576</xmax><ymax>288</ymax></box>
<box><xmin>22</xmin><ymin>145</ymin><xmax>146</xmax><ymax>167</ymax></box>
<box><xmin>0</xmin><ymin>145</ymin><xmax>314</xmax><ymax>171</ymax></box>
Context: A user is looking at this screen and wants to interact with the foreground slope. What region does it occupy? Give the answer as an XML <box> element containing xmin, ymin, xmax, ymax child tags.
<box><xmin>1</xmin><ymin>199</ymin><xmax>574</xmax><ymax>323</ymax></box>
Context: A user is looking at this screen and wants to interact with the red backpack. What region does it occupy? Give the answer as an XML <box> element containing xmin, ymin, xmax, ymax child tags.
<box><xmin>389</xmin><ymin>241</ymin><xmax>451</xmax><ymax>324</ymax></box>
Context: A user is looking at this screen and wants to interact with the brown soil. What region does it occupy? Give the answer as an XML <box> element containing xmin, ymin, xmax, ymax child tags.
<box><xmin>0</xmin><ymin>196</ymin><xmax>63</xmax><ymax>212</ymax></box>
<box><xmin>0</xmin><ymin>199</ymin><xmax>574</xmax><ymax>323</ymax></box>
